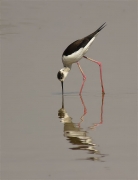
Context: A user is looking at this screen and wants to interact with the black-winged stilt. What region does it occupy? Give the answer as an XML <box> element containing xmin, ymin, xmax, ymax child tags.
<box><xmin>57</xmin><ymin>23</ymin><xmax>106</xmax><ymax>94</ymax></box>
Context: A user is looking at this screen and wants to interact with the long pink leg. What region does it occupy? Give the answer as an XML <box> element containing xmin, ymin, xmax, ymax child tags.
<box><xmin>83</xmin><ymin>56</ymin><xmax>105</xmax><ymax>94</ymax></box>
<box><xmin>77</xmin><ymin>62</ymin><xmax>86</xmax><ymax>94</ymax></box>
<box><xmin>77</xmin><ymin>62</ymin><xmax>86</xmax><ymax>80</ymax></box>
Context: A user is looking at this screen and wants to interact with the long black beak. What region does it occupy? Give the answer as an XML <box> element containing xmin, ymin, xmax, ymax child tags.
<box><xmin>61</xmin><ymin>81</ymin><xmax>64</xmax><ymax>95</ymax></box>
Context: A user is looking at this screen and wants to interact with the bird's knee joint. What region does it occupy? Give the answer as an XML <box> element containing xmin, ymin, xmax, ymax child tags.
<box><xmin>98</xmin><ymin>62</ymin><xmax>102</xmax><ymax>66</ymax></box>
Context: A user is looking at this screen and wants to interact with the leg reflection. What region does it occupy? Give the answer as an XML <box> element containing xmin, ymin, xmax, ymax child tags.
<box><xmin>89</xmin><ymin>93</ymin><xmax>105</xmax><ymax>129</ymax></box>
<box><xmin>78</xmin><ymin>94</ymin><xmax>87</xmax><ymax>126</ymax></box>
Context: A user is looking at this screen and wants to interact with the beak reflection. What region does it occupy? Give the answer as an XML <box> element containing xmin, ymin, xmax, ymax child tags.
<box><xmin>61</xmin><ymin>81</ymin><xmax>64</xmax><ymax>95</ymax></box>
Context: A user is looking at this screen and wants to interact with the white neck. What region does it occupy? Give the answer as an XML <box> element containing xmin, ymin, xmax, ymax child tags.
<box><xmin>60</xmin><ymin>67</ymin><xmax>70</xmax><ymax>81</ymax></box>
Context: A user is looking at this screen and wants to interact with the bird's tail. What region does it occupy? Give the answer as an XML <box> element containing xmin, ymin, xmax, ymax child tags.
<box><xmin>93</xmin><ymin>22</ymin><xmax>106</xmax><ymax>36</ymax></box>
<box><xmin>86</xmin><ymin>22</ymin><xmax>106</xmax><ymax>41</ymax></box>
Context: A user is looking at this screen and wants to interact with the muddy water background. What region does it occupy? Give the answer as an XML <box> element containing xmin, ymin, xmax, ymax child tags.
<box><xmin>1</xmin><ymin>1</ymin><xmax>137</xmax><ymax>179</ymax></box>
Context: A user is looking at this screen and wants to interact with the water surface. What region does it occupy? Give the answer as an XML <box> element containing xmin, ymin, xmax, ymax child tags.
<box><xmin>1</xmin><ymin>1</ymin><xmax>137</xmax><ymax>179</ymax></box>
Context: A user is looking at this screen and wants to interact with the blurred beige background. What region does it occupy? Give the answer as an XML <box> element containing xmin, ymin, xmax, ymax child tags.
<box><xmin>1</xmin><ymin>0</ymin><xmax>137</xmax><ymax>179</ymax></box>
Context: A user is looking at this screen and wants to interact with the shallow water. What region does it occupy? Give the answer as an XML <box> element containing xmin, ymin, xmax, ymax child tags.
<box><xmin>1</xmin><ymin>1</ymin><xmax>137</xmax><ymax>179</ymax></box>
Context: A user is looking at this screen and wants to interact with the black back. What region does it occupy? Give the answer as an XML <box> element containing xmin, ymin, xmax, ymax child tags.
<box><xmin>62</xmin><ymin>22</ymin><xmax>106</xmax><ymax>56</ymax></box>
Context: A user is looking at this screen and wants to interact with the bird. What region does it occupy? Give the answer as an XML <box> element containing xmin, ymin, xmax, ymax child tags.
<box><xmin>57</xmin><ymin>22</ymin><xmax>106</xmax><ymax>95</ymax></box>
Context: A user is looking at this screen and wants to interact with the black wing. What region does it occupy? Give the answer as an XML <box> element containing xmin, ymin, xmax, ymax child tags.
<box><xmin>62</xmin><ymin>22</ymin><xmax>106</xmax><ymax>56</ymax></box>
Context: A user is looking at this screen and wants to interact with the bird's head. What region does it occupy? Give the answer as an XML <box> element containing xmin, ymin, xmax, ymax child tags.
<box><xmin>57</xmin><ymin>67</ymin><xmax>70</xmax><ymax>82</ymax></box>
<box><xmin>57</xmin><ymin>67</ymin><xmax>70</xmax><ymax>94</ymax></box>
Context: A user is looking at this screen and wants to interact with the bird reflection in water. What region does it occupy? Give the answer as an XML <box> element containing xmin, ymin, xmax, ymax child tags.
<box><xmin>88</xmin><ymin>93</ymin><xmax>104</xmax><ymax>130</ymax></box>
<box><xmin>58</xmin><ymin>94</ymin><xmax>105</xmax><ymax>162</ymax></box>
